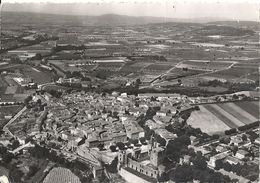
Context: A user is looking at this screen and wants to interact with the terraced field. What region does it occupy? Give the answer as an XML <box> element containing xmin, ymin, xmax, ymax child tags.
<box><xmin>187</xmin><ymin>101</ymin><xmax>259</xmax><ymax>134</ymax></box>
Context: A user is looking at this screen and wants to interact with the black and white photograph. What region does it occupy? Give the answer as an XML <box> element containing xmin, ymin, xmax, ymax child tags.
<box><xmin>0</xmin><ymin>0</ymin><xmax>259</xmax><ymax>182</ymax></box>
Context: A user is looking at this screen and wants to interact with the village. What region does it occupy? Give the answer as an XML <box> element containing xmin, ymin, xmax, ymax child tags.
<box><xmin>0</xmin><ymin>89</ymin><xmax>258</xmax><ymax>183</ymax></box>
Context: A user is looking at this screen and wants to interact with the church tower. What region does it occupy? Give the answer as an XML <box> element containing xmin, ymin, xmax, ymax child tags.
<box><xmin>150</xmin><ymin>141</ymin><xmax>165</xmax><ymax>167</ymax></box>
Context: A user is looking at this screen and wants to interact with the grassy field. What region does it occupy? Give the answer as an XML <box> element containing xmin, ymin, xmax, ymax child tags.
<box><xmin>187</xmin><ymin>101</ymin><xmax>259</xmax><ymax>134</ymax></box>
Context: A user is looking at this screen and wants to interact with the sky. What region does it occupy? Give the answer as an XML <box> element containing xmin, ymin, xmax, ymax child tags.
<box><xmin>1</xmin><ymin>0</ymin><xmax>259</xmax><ymax>21</ymax></box>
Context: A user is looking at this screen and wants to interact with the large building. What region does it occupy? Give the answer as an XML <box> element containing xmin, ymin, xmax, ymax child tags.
<box><xmin>118</xmin><ymin>141</ymin><xmax>165</xmax><ymax>181</ymax></box>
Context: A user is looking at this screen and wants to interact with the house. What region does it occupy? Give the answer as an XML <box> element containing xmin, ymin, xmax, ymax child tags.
<box><xmin>156</xmin><ymin>108</ymin><xmax>171</xmax><ymax>117</ymax></box>
<box><xmin>128</xmin><ymin>108</ymin><xmax>140</xmax><ymax>116</ymax></box>
<box><xmin>118</xmin><ymin>143</ymin><xmax>165</xmax><ymax>180</ymax></box>
<box><xmin>153</xmin><ymin>115</ymin><xmax>172</xmax><ymax>124</ymax></box>
<box><xmin>225</xmin><ymin>156</ymin><xmax>244</xmax><ymax>165</ymax></box>
<box><xmin>235</xmin><ymin>149</ymin><xmax>249</xmax><ymax>159</ymax></box>
<box><xmin>216</xmin><ymin>144</ymin><xmax>228</xmax><ymax>153</ymax></box>
<box><xmin>180</xmin><ymin>155</ymin><xmax>191</xmax><ymax>165</ymax></box>
<box><xmin>254</xmin><ymin>137</ymin><xmax>260</xmax><ymax>145</ymax></box>
<box><xmin>208</xmin><ymin>153</ymin><xmax>227</xmax><ymax>167</ymax></box>
<box><xmin>190</xmin><ymin>135</ymin><xmax>199</xmax><ymax>146</ymax></box>
<box><xmin>125</xmin><ymin>124</ymin><xmax>144</xmax><ymax>140</ymax></box>
<box><xmin>230</xmin><ymin>136</ymin><xmax>244</xmax><ymax>146</ymax></box>
<box><xmin>112</xmin><ymin>132</ymin><xmax>128</xmax><ymax>143</ymax></box>
<box><xmin>145</xmin><ymin>120</ymin><xmax>162</xmax><ymax>130</ymax></box>
<box><xmin>154</xmin><ymin>128</ymin><xmax>177</xmax><ymax>142</ymax></box>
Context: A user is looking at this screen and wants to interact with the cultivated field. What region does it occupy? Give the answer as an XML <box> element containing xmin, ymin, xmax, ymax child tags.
<box><xmin>0</xmin><ymin>105</ymin><xmax>23</xmax><ymax>127</ymax></box>
<box><xmin>43</xmin><ymin>167</ymin><xmax>81</xmax><ymax>183</ymax></box>
<box><xmin>0</xmin><ymin>64</ymin><xmax>53</xmax><ymax>84</ymax></box>
<box><xmin>187</xmin><ymin>101</ymin><xmax>259</xmax><ymax>134</ymax></box>
<box><xmin>208</xmin><ymin>64</ymin><xmax>259</xmax><ymax>82</ymax></box>
<box><xmin>177</xmin><ymin>60</ymin><xmax>233</xmax><ymax>71</ymax></box>
<box><xmin>165</xmin><ymin>68</ymin><xmax>206</xmax><ymax>80</ymax></box>
<box><xmin>20</xmin><ymin>66</ymin><xmax>53</xmax><ymax>84</ymax></box>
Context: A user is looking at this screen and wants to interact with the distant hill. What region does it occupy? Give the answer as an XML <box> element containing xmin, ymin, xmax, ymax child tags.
<box><xmin>191</xmin><ymin>25</ymin><xmax>255</xmax><ymax>36</ymax></box>
<box><xmin>1</xmin><ymin>11</ymin><xmax>245</xmax><ymax>27</ymax></box>
<box><xmin>208</xmin><ymin>21</ymin><xmax>259</xmax><ymax>27</ymax></box>
<box><xmin>207</xmin><ymin>21</ymin><xmax>260</xmax><ymax>31</ymax></box>
<box><xmin>2</xmin><ymin>11</ymin><xmax>192</xmax><ymax>26</ymax></box>
<box><xmin>2</xmin><ymin>11</ymin><xmax>258</xmax><ymax>31</ymax></box>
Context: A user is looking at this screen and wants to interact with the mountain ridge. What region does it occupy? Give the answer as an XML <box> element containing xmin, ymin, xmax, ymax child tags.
<box><xmin>2</xmin><ymin>11</ymin><xmax>259</xmax><ymax>26</ymax></box>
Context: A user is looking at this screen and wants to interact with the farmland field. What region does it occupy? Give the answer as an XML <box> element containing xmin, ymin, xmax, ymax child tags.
<box><xmin>0</xmin><ymin>76</ymin><xmax>8</xmax><ymax>87</ymax></box>
<box><xmin>95</xmin><ymin>62</ymin><xmax>124</xmax><ymax>71</ymax></box>
<box><xmin>187</xmin><ymin>105</ymin><xmax>230</xmax><ymax>134</ymax></box>
<box><xmin>43</xmin><ymin>167</ymin><xmax>81</xmax><ymax>183</ymax></box>
<box><xmin>0</xmin><ymin>64</ymin><xmax>53</xmax><ymax>84</ymax></box>
<box><xmin>0</xmin><ymin>76</ymin><xmax>8</xmax><ymax>95</ymax></box>
<box><xmin>144</xmin><ymin>63</ymin><xmax>174</xmax><ymax>71</ymax></box>
<box><xmin>81</xmin><ymin>64</ymin><xmax>97</xmax><ymax>71</ymax></box>
<box><xmin>20</xmin><ymin>66</ymin><xmax>53</xmax><ymax>84</ymax></box>
<box><xmin>177</xmin><ymin>60</ymin><xmax>233</xmax><ymax>71</ymax></box>
<box><xmin>187</xmin><ymin>101</ymin><xmax>259</xmax><ymax>134</ymax></box>
<box><xmin>208</xmin><ymin>65</ymin><xmax>258</xmax><ymax>81</ymax></box>
<box><xmin>0</xmin><ymin>105</ymin><xmax>23</xmax><ymax>127</ymax></box>
<box><xmin>164</xmin><ymin>68</ymin><xmax>207</xmax><ymax>80</ymax></box>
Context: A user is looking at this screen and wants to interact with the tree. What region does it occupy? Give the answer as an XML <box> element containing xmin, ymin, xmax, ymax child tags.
<box><xmin>158</xmin><ymin>172</ymin><xmax>169</xmax><ymax>182</ymax></box>
<box><xmin>242</xmin><ymin>134</ymin><xmax>247</xmax><ymax>141</ymax></box>
<box><xmin>26</xmin><ymin>164</ymin><xmax>39</xmax><ymax>178</ymax></box>
<box><xmin>9</xmin><ymin>168</ymin><xmax>24</xmax><ymax>183</ymax></box>
<box><xmin>24</xmin><ymin>95</ymin><xmax>32</xmax><ymax>105</ymax></box>
<box><xmin>192</xmin><ymin>153</ymin><xmax>207</xmax><ymax>170</ymax></box>
<box><xmin>98</xmin><ymin>143</ymin><xmax>105</xmax><ymax>151</ymax></box>
<box><xmin>219</xmin><ymin>137</ymin><xmax>231</xmax><ymax>144</ymax></box>
<box><xmin>156</xmin><ymin>135</ymin><xmax>166</xmax><ymax>147</ymax></box>
<box><xmin>11</xmin><ymin>139</ymin><xmax>20</xmax><ymax>150</ymax></box>
<box><xmin>109</xmin><ymin>145</ymin><xmax>117</xmax><ymax>152</ymax></box>
<box><xmin>106</xmin><ymin>157</ymin><xmax>118</xmax><ymax>173</ymax></box>
<box><xmin>129</xmin><ymin>139</ymin><xmax>139</xmax><ymax>145</ymax></box>
<box><xmin>116</xmin><ymin>142</ymin><xmax>125</xmax><ymax>150</ymax></box>
<box><xmin>2</xmin><ymin>152</ymin><xmax>14</xmax><ymax>164</ymax></box>
<box><xmin>214</xmin><ymin>159</ymin><xmax>223</xmax><ymax>170</ymax></box>
<box><xmin>212</xmin><ymin>134</ymin><xmax>220</xmax><ymax>140</ymax></box>
<box><xmin>223</xmin><ymin>162</ymin><xmax>232</xmax><ymax>172</ymax></box>
<box><xmin>170</xmin><ymin>164</ymin><xmax>193</xmax><ymax>182</ymax></box>
<box><xmin>139</xmin><ymin>137</ymin><xmax>147</xmax><ymax>145</ymax></box>
<box><xmin>136</xmin><ymin>78</ymin><xmax>141</xmax><ymax>85</ymax></box>
<box><xmin>36</xmin><ymin>99</ymin><xmax>42</xmax><ymax>105</ymax></box>
<box><xmin>231</xmin><ymin>145</ymin><xmax>238</xmax><ymax>156</ymax></box>
<box><xmin>33</xmin><ymin>53</ymin><xmax>42</xmax><ymax>60</ymax></box>
<box><xmin>177</xmin><ymin>135</ymin><xmax>191</xmax><ymax>146</ymax></box>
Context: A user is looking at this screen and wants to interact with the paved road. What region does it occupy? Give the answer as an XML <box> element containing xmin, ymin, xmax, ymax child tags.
<box><xmin>11</xmin><ymin>142</ymin><xmax>34</xmax><ymax>154</ymax></box>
